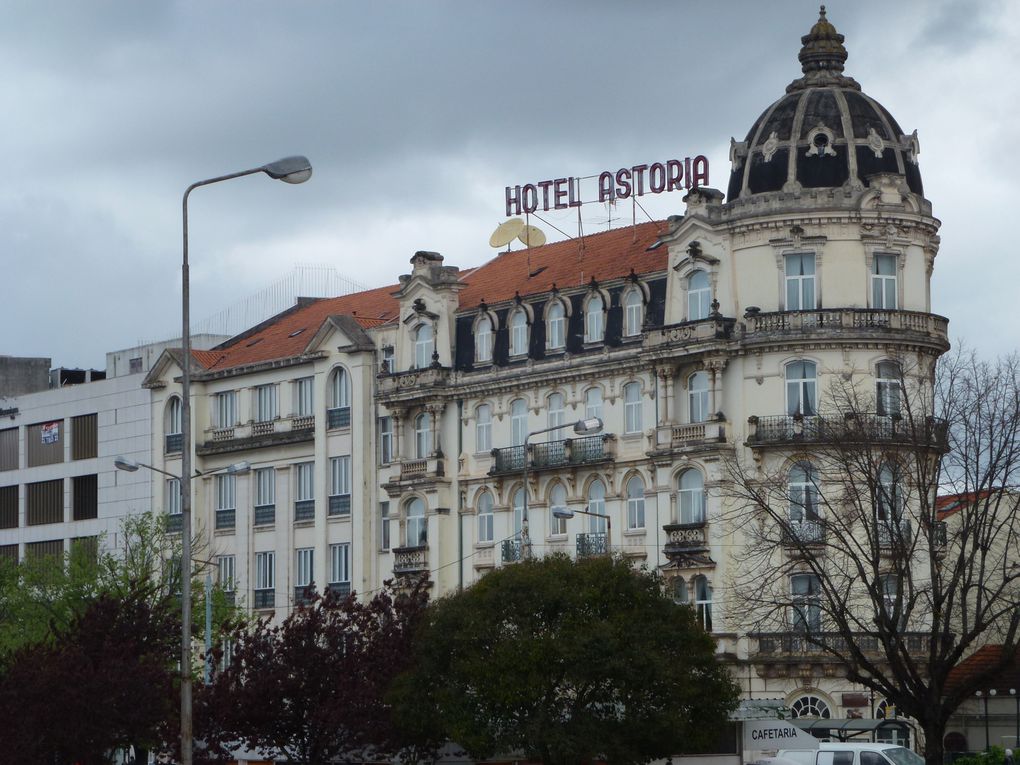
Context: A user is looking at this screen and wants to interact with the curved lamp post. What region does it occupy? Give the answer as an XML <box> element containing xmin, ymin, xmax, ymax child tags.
<box><xmin>552</xmin><ymin>505</ymin><xmax>612</xmax><ymax>556</ymax></box>
<box><xmin>176</xmin><ymin>155</ymin><xmax>310</xmax><ymax>765</ymax></box>
<box><xmin>520</xmin><ymin>417</ymin><xmax>602</xmax><ymax>559</ymax></box>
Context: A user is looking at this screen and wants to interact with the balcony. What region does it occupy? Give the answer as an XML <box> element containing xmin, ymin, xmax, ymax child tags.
<box><xmin>877</xmin><ymin>519</ymin><xmax>912</xmax><ymax>547</ymax></box>
<box><xmin>746</xmin><ymin>413</ymin><xmax>947</xmax><ymax>449</ymax></box>
<box><xmin>663</xmin><ymin>521</ymin><xmax>708</xmax><ymax>555</ymax></box>
<box><xmin>501</xmin><ymin>539</ymin><xmax>523</xmax><ymax>563</ymax></box>
<box><xmin>742</xmin><ymin>308</ymin><xmax>949</xmax><ymax>350</ymax></box>
<box><xmin>254</xmin><ymin>504</ymin><xmax>275</xmax><ymax>526</ymax></box>
<box><xmin>165</xmin><ymin>433</ymin><xmax>182</xmax><ymax>454</ymax></box>
<box><xmin>393</xmin><ymin>545</ymin><xmax>428</xmax><ymax>576</ymax></box>
<box><xmin>644</xmin><ymin>316</ymin><xmax>737</xmax><ymax>350</ymax></box>
<box><xmin>782</xmin><ymin>520</ymin><xmax>825</xmax><ymax>545</ymax></box>
<box><xmin>384</xmin><ymin>456</ymin><xmax>446</xmax><ymax>489</ymax></box>
<box><xmin>253</xmin><ymin>588</ymin><xmax>274</xmax><ymax>610</ymax></box>
<box><xmin>651</xmin><ymin>421</ymin><xmax>727</xmax><ymax>452</ymax></box>
<box><xmin>327</xmin><ymin>406</ymin><xmax>351</xmax><ymax>429</ymax></box>
<box><xmin>751</xmin><ymin>631</ymin><xmax>929</xmax><ymax>657</ymax></box>
<box><xmin>197</xmin><ymin>414</ymin><xmax>316</xmax><ymax>456</ymax></box>
<box><xmin>294</xmin><ymin>500</ymin><xmax>315</xmax><ymax>523</ymax></box>
<box><xmin>489</xmin><ymin>435</ymin><xmax>615</xmax><ymax>477</ymax></box>
<box><xmin>575</xmin><ymin>532</ymin><xmax>608</xmax><ymax>557</ymax></box>
<box><xmin>215</xmin><ymin>508</ymin><xmax>236</xmax><ymax>531</ymax></box>
<box><xmin>327</xmin><ymin>581</ymin><xmax>352</xmax><ymax>598</ymax></box>
<box><xmin>328</xmin><ymin>494</ymin><xmax>351</xmax><ymax>517</ymax></box>
<box><xmin>376</xmin><ymin>366</ymin><xmax>451</xmax><ymax>405</ymax></box>
<box><xmin>165</xmin><ymin>513</ymin><xmax>183</xmax><ymax>534</ymax></box>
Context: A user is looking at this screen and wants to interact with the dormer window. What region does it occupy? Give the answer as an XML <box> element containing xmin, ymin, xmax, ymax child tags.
<box><xmin>688</xmin><ymin>270</ymin><xmax>711</xmax><ymax>321</ymax></box>
<box><xmin>414</xmin><ymin>324</ymin><xmax>434</xmax><ymax>369</ymax></box>
<box><xmin>584</xmin><ymin>294</ymin><xmax>605</xmax><ymax>343</ymax></box>
<box><xmin>509</xmin><ymin>309</ymin><xmax>528</xmax><ymax>357</ymax></box>
<box><xmin>623</xmin><ymin>288</ymin><xmax>643</xmax><ymax>336</ymax></box>
<box><xmin>546</xmin><ymin>301</ymin><xmax>566</xmax><ymax>351</ymax></box>
<box><xmin>475</xmin><ymin>315</ymin><xmax>493</xmax><ymax>363</ymax></box>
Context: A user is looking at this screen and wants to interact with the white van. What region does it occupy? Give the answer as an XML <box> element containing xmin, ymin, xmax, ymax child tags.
<box><xmin>777</xmin><ymin>743</ymin><xmax>924</xmax><ymax>765</ymax></box>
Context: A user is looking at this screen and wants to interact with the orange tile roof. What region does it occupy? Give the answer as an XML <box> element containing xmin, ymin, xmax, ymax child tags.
<box><xmin>193</xmin><ymin>284</ymin><xmax>400</xmax><ymax>371</ymax></box>
<box><xmin>189</xmin><ymin>221</ymin><xmax>670</xmax><ymax>372</ymax></box>
<box><xmin>935</xmin><ymin>490</ymin><xmax>996</xmax><ymax>519</ymax></box>
<box><xmin>457</xmin><ymin>220</ymin><xmax>669</xmax><ymax>310</ymax></box>
<box><xmin>945</xmin><ymin>645</ymin><xmax>1020</xmax><ymax>694</ymax></box>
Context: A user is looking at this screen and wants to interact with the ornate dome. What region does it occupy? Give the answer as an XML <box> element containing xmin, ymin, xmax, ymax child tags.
<box><xmin>727</xmin><ymin>6</ymin><xmax>922</xmax><ymax>201</ymax></box>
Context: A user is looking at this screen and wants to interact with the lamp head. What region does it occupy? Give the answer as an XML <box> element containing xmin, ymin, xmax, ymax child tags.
<box><xmin>552</xmin><ymin>508</ymin><xmax>575</xmax><ymax>520</ymax></box>
<box><xmin>114</xmin><ymin>456</ymin><xmax>140</xmax><ymax>472</ymax></box>
<box><xmin>573</xmin><ymin>417</ymin><xmax>604</xmax><ymax>435</ymax></box>
<box><xmin>226</xmin><ymin>461</ymin><xmax>251</xmax><ymax>475</ymax></box>
<box><xmin>989</xmin><ymin>689</ymin><xmax>997</xmax><ymax>696</ymax></box>
<box><xmin>261</xmin><ymin>155</ymin><xmax>312</xmax><ymax>184</ymax></box>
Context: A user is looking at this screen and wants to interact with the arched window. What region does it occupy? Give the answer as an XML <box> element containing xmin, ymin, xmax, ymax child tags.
<box><xmin>876</xmin><ymin>462</ymin><xmax>902</xmax><ymax>523</ymax></box>
<box><xmin>406</xmin><ymin>497</ymin><xmax>426</xmax><ymax>547</ymax></box>
<box><xmin>509</xmin><ymin>309</ymin><xmax>528</xmax><ymax>357</ymax></box>
<box><xmin>623</xmin><ymin>382</ymin><xmax>642</xmax><ymax>434</ymax></box>
<box><xmin>510</xmin><ymin>398</ymin><xmax>528</xmax><ymax>446</ymax></box>
<box><xmin>477</xmin><ymin>491</ymin><xmax>494</xmax><ymax>543</ymax></box>
<box><xmin>694</xmin><ymin>575</ymin><xmax>713</xmax><ymax>631</ymax></box>
<box><xmin>626</xmin><ymin>475</ymin><xmax>645</xmax><ymax>530</ymax></box>
<box><xmin>587</xmin><ymin>480</ymin><xmax>607</xmax><ymax>533</ymax></box>
<box><xmin>512</xmin><ymin>486</ymin><xmax>525</xmax><ymax>537</ymax></box>
<box><xmin>678</xmin><ymin>469</ymin><xmax>705</xmax><ymax>524</ymax></box>
<box><xmin>672</xmin><ymin>576</ymin><xmax>689</xmax><ymax>605</ymax></box>
<box><xmin>791</xmin><ymin>573</ymin><xmax>821</xmax><ymax>633</ymax></box>
<box><xmin>414</xmin><ymin>412</ymin><xmax>431</xmax><ymax>459</ymax></box>
<box><xmin>880</xmin><ymin>574</ymin><xmax>905</xmax><ymax>628</ymax></box>
<box><xmin>790</xmin><ymin>694</ymin><xmax>830</xmax><ymax>719</ymax></box>
<box><xmin>165</xmin><ymin>396</ymin><xmax>183</xmax><ymax>453</ymax></box>
<box><xmin>475</xmin><ymin>316</ymin><xmax>493</xmax><ymax>363</ymax></box>
<box><xmin>546</xmin><ymin>301</ymin><xmax>566</xmax><ymax>351</ymax></box>
<box><xmin>688</xmin><ymin>270</ymin><xmax>711</xmax><ymax>320</ymax></box>
<box><xmin>547</xmin><ymin>392</ymin><xmax>565</xmax><ymax>430</ymax></box>
<box><xmin>788</xmin><ymin>462</ymin><xmax>820</xmax><ymax>524</ymax></box>
<box><xmin>584</xmin><ymin>294</ymin><xmax>604</xmax><ymax>343</ymax></box>
<box><xmin>330</xmin><ymin>367</ymin><xmax>350</xmax><ymax>409</ymax></box>
<box><xmin>475</xmin><ymin>404</ymin><xmax>492</xmax><ymax>452</ymax></box>
<box><xmin>623</xmin><ymin>288</ymin><xmax>643</xmax><ymax>336</ymax></box>
<box><xmin>786</xmin><ymin>360</ymin><xmax>817</xmax><ymax>416</ymax></box>
<box><xmin>876</xmin><ymin>361</ymin><xmax>902</xmax><ymax>417</ymax></box>
<box><xmin>550</xmin><ymin>483</ymin><xmax>567</xmax><ymax>535</ymax></box>
<box><xmin>584</xmin><ymin>387</ymin><xmax>603</xmax><ymax>421</ymax></box>
<box><xmin>688</xmin><ymin>371</ymin><xmax>709</xmax><ymax>423</ymax></box>
<box><xmin>414</xmin><ymin>324</ymin><xmax>434</xmax><ymax>369</ymax></box>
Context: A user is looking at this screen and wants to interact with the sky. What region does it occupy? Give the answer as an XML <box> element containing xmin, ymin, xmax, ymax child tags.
<box><xmin>2</xmin><ymin>0</ymin><xmax>1017</xmax><ymax>370</ymax></box>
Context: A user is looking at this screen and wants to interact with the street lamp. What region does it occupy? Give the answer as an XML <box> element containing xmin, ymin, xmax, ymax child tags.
<box><xmin>520</xmin><ymin>417</ymin><xmax>603</xmax><ymax>559</ymax></box>
<box><xmin>1010</xmin><ymin>688</ymin><xmax>1018</xmax><ymax>753</ymax></box>
<box><xmin>552</xmin><ymin>505</ymin><xmax>612</xmax><ymax>556</ymax></box>
<box><xmin>131</xmin><ymin>152</ymin><xmax>311</xmax><ymax>765</ymax></box>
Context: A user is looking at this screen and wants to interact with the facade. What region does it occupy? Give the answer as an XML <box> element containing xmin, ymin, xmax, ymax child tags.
<box><xmin>141</xmin><ymin>7</ymin><xmax>954</xmax><ymax>755</ymax></box>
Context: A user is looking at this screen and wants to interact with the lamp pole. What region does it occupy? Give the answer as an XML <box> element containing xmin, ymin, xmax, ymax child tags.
<box><xmin>519</xmin><ymin>418</ymin><xmax>603</xmax><ymax>560</ymax></box>
<box><xmin>552</xmin><ymin>506</ymin><xmax>612</xmax><ymax>555</ymax></box>
<box><xmin>1010</xmin><ymin>688</ymin><xmax>1018</xmax><ymax>752</ymax></box>
<box><xmin>178</xmin><ymin>156</ymin><xmax>310</xmax><ymax>765</ymax></box>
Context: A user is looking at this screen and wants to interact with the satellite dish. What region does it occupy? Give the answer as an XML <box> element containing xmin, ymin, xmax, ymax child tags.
<box><xmin>489</xmin><ymin>218</ymin><xmax>525</xmax><ymax>248</ymax></box>
<box><xmin>518</xmin><ymin>224</ymin><xmax>546</xmax><ymax>248</ymax></box>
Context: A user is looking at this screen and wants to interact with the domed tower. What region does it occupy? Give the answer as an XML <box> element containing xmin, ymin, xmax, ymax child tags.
<box><xmin>653</xmin><ymin>7</ymin><xmax>949</xmax><ymax>720</ymax></box>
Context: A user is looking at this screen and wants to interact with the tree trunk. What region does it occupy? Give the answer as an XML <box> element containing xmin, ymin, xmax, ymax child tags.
<box><xmin>921</xmin><ymin>717</ymin><xmax>946</xmax><ymax>765</ymax></box>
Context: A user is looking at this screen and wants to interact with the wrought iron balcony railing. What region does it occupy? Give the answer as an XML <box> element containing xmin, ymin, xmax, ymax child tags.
<box><xmin>253</xmin><ymin>588</ymin><xmax>274</xmax><ymax>609</ymax></box>
<box><xmin>747</xmin><ymin>413</ymin><xmax>947</xmax><ymax>448</ymax></box>
<box><xmin>294</xmin><ymin>500</ymin><xmax>315</xmax><ymax>522</ymax></box>
<box><xmin>393</xmin><ymin>545</ymin><xmax>428</xmax><ymax>575</ymax></box>
<box><xmin>576</xmin><ymin>531</ymin><xmax>608</xmax><ymax>557</ymax></box>
<box><xmin>165</xmin><ymin>513</ymin><xmax>183</xmax><ymax>534</ymax></box>
<box><xmin>327</xmin><ymin>406</ymin><xmax>351</xmax><ymax>429</ymax></box>
<box><xmin>489</xmin><ymin>435</ymin><xmax>614</xmax><ymax>476</ymax></box>
<box><xmin>165</xmin><ymin>433</ymin><xmax>183</xmax><ymax>454</ymax></box>
<box><xmin>751</xmin><ymin>630</ymin><xmax>929</xmax><ymax>656</ymax></box>
<box><xmin>254</xmin><ymin>504</ymin><xmax>275</xmax><ymax>526</ymax></box>
<box><xmin>501</xmin><ymin>539</ymin><xmax>523</xmax><ymax>563</ymax></box>
<box><xmin>215</xmin><ymin>508</ymin><xmax>236</xmax><ymax>531</ymax></box>
<box><xmin>329</xmin><ymin>494</ymin><xmax>351</xmax><ymax>516</ymax></box>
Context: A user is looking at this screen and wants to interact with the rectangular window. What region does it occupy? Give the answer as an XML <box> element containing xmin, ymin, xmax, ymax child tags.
<box><xmin>379</xmin><ymin>417</ymin><xmax>393</xmax><ymax>464</ymax></box>
<box><xmin>329</xmin><ymin>456</ymin><xmax>351</xmax><ymax>516</ymax></box>
<box><xmin>255</xmin><ymin>384</ymin><xmax>278</xmax><ymax>423</ymax></box>
<box><xmin>785</xmin><ymin>252</ymin><xmax>816</xmax><ymax>311</ymax></box>
<box><xmin>128</xmin><ymin>357</ymin><xmax>143</xmax><ymax>374</ymax></box>
<box><xmin>215</xmin><ymin>391</ymin><xmax>237</xmax><ymax>428</ymax></box>
<box><xmin>216</xmin><ymin>474</ymin><xmax>236</xmax><ymax>511</ymax></box>
<box><xmin>71</xmin><ymin>414</ymin><xmax>98</xmax><ymax>460</ymax></box>
<box><xmin>476</xmin><ymin>406</ymin><xmax>491</xmax><ymax>453</ymax></box>
<box><xmin>27</xmin><ymin>421</ymin><xmax>63</xmax><ymax>467</ymax></box>
<box><xmin>217</xmin><ymin>555</ymin><xmax>236</xmax><ymax>591</ymax></box>
<box><xmin>624</xmin><ymin>384</ymin><xmax>642</xmax><ymax>434</ymax></box>
<box><xmin>166</xmin><ymin>478</ymin><xmax>181</xmax><ymax>515</ymax></box>
<box><xmin>25</xmin><ymin>539</ymin><xmax>63</xmax><ymax>560</ymax></box>
<box><xmin>255</xmin><ymin>468</ymin><xmax>275</xmax><ymax>507</ymax></box>
<box><xmin>294</xmin><ymin>377</ymin><xmax>314</xmax><ymax>417</ymax></box>
<box><xmin>379</xmin><ymin>501</ymin><xmax>390</xmax><ymax>551</ymax></box>
<box><xmin>0</xmin><ymin>544</ymin><xmax>17</xmax><ymax>564</ymax></box>
<box><xmin>0</xmin><ymin>428</ymin><xmax>17</xmax><ymax>471</ymax></box>
<box><xmin>295</xmin><ymin>463</ymin><xmax>314</xmax><ymax>502</ymax></box>
<box><xmin>329</xmin><ymin>542</ymin><xmax>350</xmax><ymax>584</ymax></box>
<box><xmin>71</xmin><ymin>536</ymin><xmax>98</xmax><ymax>564</ymax></box>
<box><xmin>72</xmin><ymin>474</ymin><xmax>98</xmax><ymax>520</ymax></box>
<box><xmin>254</xmin><ymin>551</ymin><xmax>275</xmax><ymax>608</ymax></box>
<box><xmin>26</xmin><ymin>479</ymin><xmax>63</xmax><ymax>525</ymax></box>
<box><xmin>872</xmin><ymin>254</ymin><xmax>898</xmax><ymax>309</ymax></box>
<box><xmin>0</xmin><ymin>485</ymin><xmax>17</xmax><ymax>529</ymax></box>
<box><xmin>295</xmin><ymin>547</ymin><xmax>314</xmax><ymax>587</ymax></box>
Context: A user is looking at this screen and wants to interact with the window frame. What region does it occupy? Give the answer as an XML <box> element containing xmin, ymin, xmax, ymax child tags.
<box><xmin>295</xmin><ymin>547</ymin><xmax>314</xmax><ymax>588</ymax></box>
<box><xmin>215</xmin><ymin>391</ymin><xmax>237</xmax><ymax>428</ymax></box>
<box><xmin>584</xmin><ymin>293</ymin><xmax>605</xmax><ymax>343</ymax></box>
<box><xmin>584</xmin><ymin>387</ymin><xmax>603</xmax><ymax>422</ymax></box>
<box><xmin>688</xmin><ymin>371</ymin><xmax>710</xmax><ymax>423</ymax></box>
<box><xmin>414</xmin><ymin>412</ymin><xmax>432</xmax><ymax>459</ymax></box>
<box><xmin>688</xmin><ymin>270</ymin><xmax>711</xmax><ymax>321</ymax></box>
<box><xmin>623</xmin><ymin>287</ymin><xmax>643</xmax><ymax>336</ymax></box>
<box><xmin>476</xmin><ymin>490</ymin><xmax>494</xmax><ymax>543</ymax></box>
<box><xmin>294</xmin><ymin>377</ymin><xmax>314</xmax><ymax>417</ymax></box>
<box><xmin>785</xmin><ymin>360</ymin><xmax>818</xmax><ymax>416</ymax></box>
<box><xmin>509</xmin><ymin>309</ymin><xmax>528</xmax><ymax>357</ymax></box>
<box><xmin>550</xmin><ymin>483</ymin><xmax>568</xmax><ymax>536</ymax></box>
<box><xmin>791</xmin><ymin>573</ymin><xmax>822</xmax><ymax>633</ymax></box>
<box><xmin>475</xmin><ymin>404</ymin><xmax>492</xmax><ymax>453</ymax></box>
<box><xmin>294</xmin><ymin>462</ymin><xmax>315</xmax><ymax>503</ymax></box>
<box><xmin>876</xmin><ymin>361</ymin><xmax>902</xmax><ymax>417</ymax></box>
<box><xmin>678</xmin><ymin>469</ymin><xmax>705</xmax><ymax>525</ymax></box>
<box><xmin>784</xmin><ymin>252</ymin><xmax>816</xmax><ymax>311</ymax></box>
<box><xmin>871</xmin><ymin>253</ymin><xmax>898</xmax><ymax>310</ymax></box>
<box><xmin>623</xmin><ymin>382</ymin><xmax>642</xmax><ymax>434</ymax></box>
<box><xmin>405</xmin><ymin>497</ymin><xmax>427</xmax><ymax>547</ymax></box>
<box><xmin>329</xmin><ymin>542</ymin><xmax>351</xmax><ymax>585</ymax></box>
<box><xmin>626</xmin><ymin>475</ymin><xmax>645</xmax><ymax>530</ymax></box>
<box><xmin>475</xmin><ymin>314</ymin><xmax>494</xmax><ymax>363</ymax></box>
<box><xmin>414</xmin><ymin>324</ymin><xmax>435</xmax><ymax>369</ymax></box>
<box><xmin>546</xmin><ymin>300</ymin><xmax>566</xmax><ymax>351</ymax></box>
<box><xmin>255</xmin><ymin>383</ymin><xmax>278</xmax><ymax>423</ymax></box>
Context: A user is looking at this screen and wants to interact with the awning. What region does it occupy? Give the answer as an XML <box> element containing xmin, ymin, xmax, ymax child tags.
<box><xmin>792</xmin><ymin>718</ymin><xmax>912</xmax><ymax>740</ymax></box>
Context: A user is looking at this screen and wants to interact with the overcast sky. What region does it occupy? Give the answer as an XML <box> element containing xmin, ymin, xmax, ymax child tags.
<box><xmin>2</xmin><ymin>0</ymin><xmax>1017</xmax><ymax>370</ymax></box>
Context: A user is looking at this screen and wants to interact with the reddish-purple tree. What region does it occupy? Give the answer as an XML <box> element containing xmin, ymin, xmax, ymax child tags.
<box><xmin>197</xmin><ymin>581</ymin><xmax>429</xmax><ymax>765</ymax></box>
<box><xmin>0</xmin><ymin>582</ymin><xmax>179</xmax><ymax>765</ymax></box>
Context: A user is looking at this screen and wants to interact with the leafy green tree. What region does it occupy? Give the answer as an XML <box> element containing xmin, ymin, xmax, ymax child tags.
<box><xmin>391</xmin><ymin>555</ymin><xmax>739</xmax><ymax>765</ymax></box>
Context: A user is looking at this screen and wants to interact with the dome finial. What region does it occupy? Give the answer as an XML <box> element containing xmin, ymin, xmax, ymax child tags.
<box><xmin>798</xmin><ymin>4</ymin><xmax>848</xmax><ymax>76</ymax></box>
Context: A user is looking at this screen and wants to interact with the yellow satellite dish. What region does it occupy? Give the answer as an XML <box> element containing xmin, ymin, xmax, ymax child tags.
<box><xmin>489</xmin><ymin>218</ymin><xmax>525</xmax><ymax>248</ymax></box>
<box><xmin>518</xmin><ymin>224</ymin><xmax>546</xmax><ymax>248</ymax></box>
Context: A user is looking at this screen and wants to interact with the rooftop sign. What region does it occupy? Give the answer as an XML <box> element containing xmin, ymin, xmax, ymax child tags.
<box><xmin>505</xmin><ymin>156</ymin><xmax>709</xmax><ymax>217</ymax></box>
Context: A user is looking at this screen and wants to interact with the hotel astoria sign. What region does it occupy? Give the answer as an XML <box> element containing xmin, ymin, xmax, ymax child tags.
<box><xmin>505</xmin><ymin>155</ymin><xmax>710</xmax><ymax>216</ymax></box>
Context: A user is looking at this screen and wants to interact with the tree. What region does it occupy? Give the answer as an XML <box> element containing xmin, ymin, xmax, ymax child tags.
<box><xmin>0</xmin><ymin>580</ymin><xmax>179</xmax><ymax>764</ymax></box>
<box><xmin>725</xmin><ymin>349</ymin><xmax>1020</xmax><ymax>765</ymax></box>
<box><xmin>390</xmin><ymin>554</ymin><xmax>739</xmax><ymax>765</ymax></box>
<box><xmin>197</xmin><ymin>582</ymin><xmax>429</xmax><ymax>765</ymax></box>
